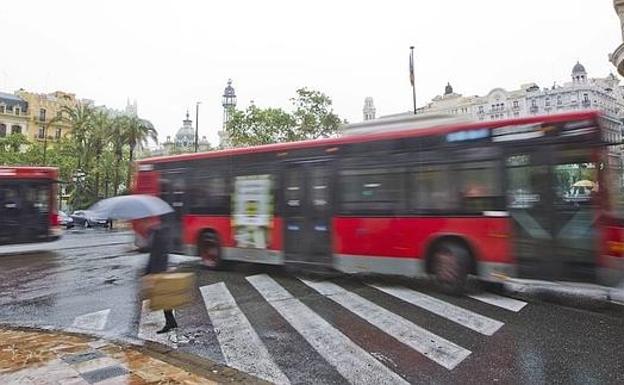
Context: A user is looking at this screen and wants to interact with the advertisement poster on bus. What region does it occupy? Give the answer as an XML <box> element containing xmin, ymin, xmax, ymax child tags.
<box><xmin>232</xmin><ymin>174</ymin><xmax>273</xmax><ymax>249</ymax></box>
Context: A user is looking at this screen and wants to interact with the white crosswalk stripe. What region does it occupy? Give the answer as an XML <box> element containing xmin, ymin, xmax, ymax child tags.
<box><xmin>247</xmin><ymin>274</ymin><xmax>410</xmax><ymax>385</ymax></box>
<box><xmin>468</xmin><ymin>293</ymin><xmax>527</xmax><ymax>312</ymax></box>
<box><xmin>369</xmin><ymin>284</ymin><xmax>504</xmax><ymax>335</ymax></box>
<box><xmin>301</xmin><ymin>279</ymin><xmax>471</xmax><ymax>370</ymax></box>
<box><xmin>200</xmin><ymin>282</ymin><xmax>290</xmax><ymax>385</ymax></box>
<box><xmin>71</xmin><ymin>309</ymin><xmax>110</xmax><ymax>331</ymax></box>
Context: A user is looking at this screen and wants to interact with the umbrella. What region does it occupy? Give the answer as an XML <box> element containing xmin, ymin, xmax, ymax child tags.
<box><xmin>88</xmin><ymin>194</ymin><xmax>173</xmax><ymax>220</ymax></box>
<box><xmin>572</xmin><ymin>180</ymin><xmax>595</xmax><ymax>188</ymax></box>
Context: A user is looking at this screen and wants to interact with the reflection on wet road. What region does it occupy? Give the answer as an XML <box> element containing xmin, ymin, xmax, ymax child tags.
<box><xmin>0</xmin><ymin>230</ymin><xmax>622</xmax><ymax>384</ymax></box>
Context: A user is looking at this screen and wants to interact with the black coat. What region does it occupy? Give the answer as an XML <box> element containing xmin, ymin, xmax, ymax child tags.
<box><xmin>145</xmin><ymin>226</ymin><xmax>170</xmax><ymax>275</ymax></box>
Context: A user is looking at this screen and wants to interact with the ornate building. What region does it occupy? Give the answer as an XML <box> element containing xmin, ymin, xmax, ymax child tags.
<box><xmin>13</xmin><ymin>89</ymin><xmax>78</xmax><ymax>142</ymax></box>
<box><xmin>0</xmin><ymin>92</ymin><xmax>29</xmax><ymax>139</ymax></box>
<box><xmin>162</xmin><ymin>111</ymin><xmax>210</xmax><ymax>154</ymax></box>
<box><xmin>219</xmin><ymin>79</ymin><xmax>237</xmax><ymax>148</ymax></box>
<box><xmin>363</xmin><ymin>97</ymin><xmax>376</xmax><ymax>121</ymax></box>
<box><xmin>370</xmin><ymin>62</ymin><xmax>624</xmax><ymax>142</ymax></box>
<box><xmin>611</xmin><ymin>0</ymin><xmax>624</xmax><ymax>76</ymax></box>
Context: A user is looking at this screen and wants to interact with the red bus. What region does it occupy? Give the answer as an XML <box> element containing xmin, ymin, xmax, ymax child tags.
<box><xmin>0</xmin><ymin>166</ymin><xmax>61</xmax><ymax>245</ymax></box>
<box><xmin>134</xmin><ymin>110</ymin><xmax>624</xmax><ymax>291</ymax></box>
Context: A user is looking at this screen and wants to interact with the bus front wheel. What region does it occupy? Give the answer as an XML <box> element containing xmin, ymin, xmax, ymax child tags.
<box><xmin>431</xmin><ymin>242</ymin><xmax>470</xmax><ymax>295</ymax></box>
<box><xmin>199</xmin><ymin>232</ymin><xmax>222</xmax><ymax>270</ymax></box>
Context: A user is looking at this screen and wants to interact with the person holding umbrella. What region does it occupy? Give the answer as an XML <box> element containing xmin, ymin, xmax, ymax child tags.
<box><xmin>144</xmin><ymin>214</ymin><xmax>177</xmax><ymax>333</ymax></box>
<box><xmin>89</xmin><ymin>195</ymin><xmax>184</xmax><ymax>334</ymax></box>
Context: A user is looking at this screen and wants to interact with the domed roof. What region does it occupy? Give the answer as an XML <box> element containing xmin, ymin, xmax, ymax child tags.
<box><xmin>572</xmin><ymin>61</ymin><xmax>586</xmax><ymax>74</ymax></box>
<box><xmin>444</xmin><ymin>82</ymin><xmax>454</xmax><ymax>95</ymax></box>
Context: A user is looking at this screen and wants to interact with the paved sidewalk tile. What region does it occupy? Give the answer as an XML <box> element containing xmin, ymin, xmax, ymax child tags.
<box><xmin>0</xmin><ymin>328</ymin><xmax>220</xmax><ymax>384</ymax></box>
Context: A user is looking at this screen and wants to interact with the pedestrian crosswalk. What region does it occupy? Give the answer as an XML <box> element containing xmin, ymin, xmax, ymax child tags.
<box><xmin>200</xmin><ymin>282</ymin><xmax>290</xmax><ymax>385</ymax></box>
<box><xmin>70</xmin><ymin>275</ymin><xmax>528</xmax><ymax>385</ymax></box>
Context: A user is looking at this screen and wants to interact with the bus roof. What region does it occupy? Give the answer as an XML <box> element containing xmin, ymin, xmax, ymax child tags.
<box><xmin>139</xmin><ymin>110</ymin><xmax>602</xmax><ymax>165</ymax></box>
<box><xmin>0</xmin><ymin>166</ymin><xmax>59</xmax><ymax>179</ymax></box>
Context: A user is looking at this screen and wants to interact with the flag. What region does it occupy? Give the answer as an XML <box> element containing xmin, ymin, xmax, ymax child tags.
<box><xmin>409</xmin><ymin>50</ymin><xmax>415</xmax><ymax>86</ymax></box>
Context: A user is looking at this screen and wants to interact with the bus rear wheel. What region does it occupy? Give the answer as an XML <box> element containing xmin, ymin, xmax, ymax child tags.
<box><xmin>431</xmin><ymin>242</ymin><xmax>470</xmax><ymax>295</ymax></box>
<box><xmin>199</xmin><ymin>232</ymin><xmax>222</xmax><ymax>270</ymax></box>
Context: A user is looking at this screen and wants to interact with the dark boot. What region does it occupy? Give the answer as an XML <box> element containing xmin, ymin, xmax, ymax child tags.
<box><xmin>157</xmin><ymin>310</ymin><xmax>177</xmax><ymax>333</ymax></box>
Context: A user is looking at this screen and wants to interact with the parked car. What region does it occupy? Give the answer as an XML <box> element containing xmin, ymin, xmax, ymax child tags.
<box><xmin>70</xmin><ymin>210</ymin><xmax>108</xmax><ymax>228</ymax></box>
<box><xmin>58</xmin><ymin>211</ymin><xmax>74</xmax><ymax>229</ymax></box>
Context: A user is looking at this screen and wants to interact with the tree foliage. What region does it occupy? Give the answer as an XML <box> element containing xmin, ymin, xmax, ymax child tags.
<box><xmin>226</xmin><ymin>88</ymin><xmax>343</xmax><ymax>147</ymax></box>
<box><xmin>0</xmin><ymin>106</ymin><xmax>156</xmax><ymax>210</ymax></box>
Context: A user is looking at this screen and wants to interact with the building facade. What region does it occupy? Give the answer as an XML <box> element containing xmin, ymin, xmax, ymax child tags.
<box><xmin>15</xmin><ymin>90</ymin><xmax>79</xmax><ymax>142</ymax></box>
<box><xmin>375</xmin><ymin>62</ymin><xmax>624</xmax><ymax>142</ymax></box>
<box><xmin>0</xmin><ymin>92</ymin><xmax>29</xmax><ymax>139</ymax></box>
<box><xmin>611</xmin><ymin>0</ymin><xmax>624</xmax><ymax>76</ymax></box>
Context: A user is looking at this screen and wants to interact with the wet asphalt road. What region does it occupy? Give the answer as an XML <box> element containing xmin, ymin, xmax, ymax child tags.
<box><xmin>0</xmin><ymin>230</ymin><xmax>622</xmax><ymax>385</ymax></box>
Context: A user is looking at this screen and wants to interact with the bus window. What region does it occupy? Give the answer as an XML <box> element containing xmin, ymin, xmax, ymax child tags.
<box><xmin>553</xmin><ymin>154</ymin><xmax>597</xmax><ymax>207</ymax></box>
<box><xmin>457</xmin><ymin>161</ymin><xmax>503</xmax><ymax>212</ymax></box>
<box><xmin>340</xmin><ymin>168</ymin><xmax>405</xmax><ymax>213</ymax></box>
<box><xmin>411</xmin><ymin>165</ymin><xmax>457</xmax><ymax>211</ymax></box>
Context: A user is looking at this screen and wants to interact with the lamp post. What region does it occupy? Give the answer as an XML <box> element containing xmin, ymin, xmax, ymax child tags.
<box><xmin>195</xmin><ymin>101</ymin><xmax>201</xmax><ymax>153</ymax></box>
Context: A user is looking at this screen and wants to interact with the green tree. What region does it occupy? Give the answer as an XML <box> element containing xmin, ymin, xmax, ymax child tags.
<box><xmin>227</xmin><ymin>105</ymin><xmax>295</xmax><ymax>147</ymax></box>
<box><xmin>123</xmin><ymin>115</ymin><xmax>157</xmax><ymax>190</ymax></box>
<box><xmin>226</xmin><ymin>88</ymin><xmax>343</xmax><ymax>147</ymax></box>
<box><xmin>62</xmin><ymin>103</ymin><xmax>94</xmax><ymax>169</ymax></box>
<box><xmin>290</xmin><ymin>88</ymin><xmax>342</xmax><ymax>140</ymax></box>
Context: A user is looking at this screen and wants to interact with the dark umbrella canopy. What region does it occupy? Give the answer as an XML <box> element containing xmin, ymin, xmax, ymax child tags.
<box><xmin>88</xmin><ymin>194</ymin><xmax>173</xmax><ymax>220</ymax></box>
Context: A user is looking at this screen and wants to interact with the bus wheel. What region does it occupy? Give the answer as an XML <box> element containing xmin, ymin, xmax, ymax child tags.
<box><xmin>199</xmin><ymin>232</ymin><xmax>222</xmax><ymax>270</ymax></box>
<box><xmin>431</xmin><ymin>242</ymin><xmax>469</xmax><ymax>295</ymax></box>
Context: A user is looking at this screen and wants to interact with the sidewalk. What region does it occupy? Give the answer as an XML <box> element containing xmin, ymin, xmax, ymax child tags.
<box><xmin>0</xmin><ymin>327</ymin><xmax>269</xmax><ymax>385</ymax></box>
<box><xmin>0</xmin><ymin>233</ymin><xmax>133</xmax><ymax>257</ymax></box>
<box><xmin>498</xmin><ymin>278</ymin><xmax>624</xmax><ymax>309</ymax></box>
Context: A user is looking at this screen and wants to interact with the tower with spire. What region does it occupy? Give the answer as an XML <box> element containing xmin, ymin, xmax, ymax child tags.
<box><xmin>219</xmin><ymin>79</ymin><xmax>237</xmax><ymax>148</ymax></box>
<box><xmin>363</xmin><ymin>97</ymin><xmax>376</xmax><ymax>121</ymax></box>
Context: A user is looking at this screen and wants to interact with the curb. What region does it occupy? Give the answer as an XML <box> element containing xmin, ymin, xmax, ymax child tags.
<box><xmin>0</xmin><ymin>323</ymin><xmax>272</xmax><ymax>385</ymax></box>
<box><xmin>0</xmin><ymin>241</ymin><xmax>133</xmax><ymax>257</ymax></box>
<box><xmin>490</xmin><ymin>280</ymin><xmax>624</xmax><ymax>312</ymax></box>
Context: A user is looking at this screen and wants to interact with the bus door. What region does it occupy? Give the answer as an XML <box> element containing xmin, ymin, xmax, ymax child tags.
<box><xmin>506</xmin><ymin>147</ymin><xmax>598</xmax><ymax>281</ymax></box>
<box><xmin>159</xmin><ymin>169</ymin><xmax>186</xmax><ymax>252</ymax></box>
<box><xmin>506</xmin><ymin>149</ymin><xmax>556</xmax><ymax>279</ymax></box>
<box><xmin>283</xmin><ymin>160</ymin><xmax>334</xmax><ymax>266</ymax></box>
<box><xmin>551</xmin><ymin>148</ymin><xmax>598</xmax><ymax>282</ymax></box>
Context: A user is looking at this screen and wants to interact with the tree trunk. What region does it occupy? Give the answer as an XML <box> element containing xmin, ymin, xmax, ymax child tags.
<box><xmin>126</xmin><ymin>145</ymin><xmax>135</xmax><ymax>194</ymax></box>
<box><xmin>94</xmin><ymin>150</ymin><xmax>101</xmax><ymax>198</ymax></box>
<box><xmin>113</xmin><ymin>149</ymin><xmax>122</xmax><ymax>196</ymax></box>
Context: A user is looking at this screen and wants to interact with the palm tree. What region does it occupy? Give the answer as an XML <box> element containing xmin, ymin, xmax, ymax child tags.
<box><xmin>62</xmin><ymin>103</ymin><xmax>94</xmax><ymax>169</ymax></box>
<box><xmin>89</xmin><ymin>110</ymin><xmax>112</xmax><ymax>198</ymax></box>
<box><xmin>110</xmin><ymin>116</ymin><xmax>127</xmax><ymax>196</ymax></box>
<box><xmin>123</xmin><ymin>115</ymin><xmax>157</xmax><ymax>191</ymax></box>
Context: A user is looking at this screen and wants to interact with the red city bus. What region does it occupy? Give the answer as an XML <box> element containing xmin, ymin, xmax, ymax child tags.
<box><xmin>133</xmin><ymin>111</ymin><xmax>624</xmax><ymax>291</ymax></box>
<box><xmin>0</xmin><ymin>166</ymin><xmax>61</xmax><ymax>245</ymax></box>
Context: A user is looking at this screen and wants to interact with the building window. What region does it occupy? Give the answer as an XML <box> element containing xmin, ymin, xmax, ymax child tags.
<box><xmin>39</xmin><ymin>108</ymin><xmax>46</xmax><ymax>121</ymax></box>
<box><xmin>545</xmin><ymin>98</ymin><xmax>550</xmax><ymax>107</ymax></box>
<box><xmin>478</xmin><ymin>106</ymin><xmax>484</xmax><ymax>113</ymax></box>
<box><xmin>11</xmin><ymin>125</ymin><xmax>22</xmax><ymax>135</ymax></box>
<box><xmin>583</xmin><ymin>94</ymin><xmax>589</xmax><ymax>102</ymax></box>
<box><xmin>513</xmin><ymin>100</ymin><xmax>519</xmax><ymax>109</ymax></box>
<box><xmin>531</xmin><ymin>100</ymin><xmax>537</xmax><ymax>107</ymax></box>
<box><xmin>14</xmin><ymin>107</ymin><xmax>20</xmax><ymax>115</ymax></box>
<box><xmin>0</xmin><ymin>123</ymin><xmax>6</xmax><ymax>137</ymax></box>
<box><xmin>38</xmin><ymin>127</ymin><xmax>45</xmax><ymax>139</ymax></box>
<box><xmin>514</xmin><ymin>112</ymin><xmax>520</xmax><ymax>117</ymax></box>
<box><xmin>55</xmin><ymin>128</ymin><xmax>62</xmax><ymax>139</ymax></box>
<box><xmin>0</xmin><ymin>105</ymin><xmax>4</xmax><ymax>114</ymax></box>
<box><xmin>557</xmin><ymin>96</ymin><xmax>562</xmax><ymax>105</ymax></box>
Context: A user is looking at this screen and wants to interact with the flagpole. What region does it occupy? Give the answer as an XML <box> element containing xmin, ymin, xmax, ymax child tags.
<box><xmin>410</xmin><ymin>46</ymin><xmax>417</xmax><ymax>114</ymax></box>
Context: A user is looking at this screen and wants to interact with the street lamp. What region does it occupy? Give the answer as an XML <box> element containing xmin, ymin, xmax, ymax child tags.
<box><xmin>195</xmin><ymin>101</ymin><xmax>201</xmax><ymax>153</ymax></box>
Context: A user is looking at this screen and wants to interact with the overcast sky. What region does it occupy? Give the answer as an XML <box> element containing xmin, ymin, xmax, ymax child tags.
<box><xmin>0</xmin><ymin>0</ymin><xmax>621</xmax><ymax>145</ymax></box>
